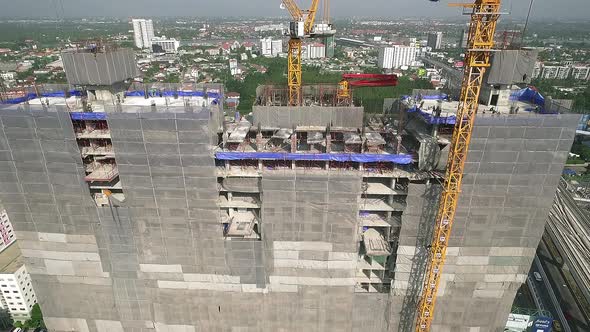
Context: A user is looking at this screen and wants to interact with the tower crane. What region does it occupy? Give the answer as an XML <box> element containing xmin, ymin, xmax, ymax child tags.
<box><xmin>281</xmin><ymin>0</ymin><xmax>320</xmax><ymax>106</ymax></box>
<box><xmin>414</xmin><ymin>1</ymin><xmax>502</xmax><ymax>331</ymax></box>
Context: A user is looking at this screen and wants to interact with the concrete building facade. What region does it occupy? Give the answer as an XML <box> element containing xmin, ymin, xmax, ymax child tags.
<box><xmin>132</xmin><ymin>19</ymin><xmax>155</xmax><ymax>49</ymax></box>
<box><xmin>427</xmin><ymin>32</ymin><xmax>443</xmax><ymax>50</ymax></box>
<box><xmin>260</xmin><ymin>38</ymin><xmax>283</xmax><ymax>57</ymax></box>
<box><xmin>271</xmin><ymin>40</ymin><xmax>283</xmax><ymax>57</ymax></box>
<box><xmin>151</xmin><ymin>38</ymin><xmax>180</xmax><ymax>54</ymax></box>
<box><xmin>378</xmin><ymin>46</ymin><xmax>417</xmax><ymax>69</ymax></box>
<box><xmin>460</xmin><ymin>29</ymin><xmax>469</xmax><ymax>49</ymax></box>
<box><xmin>571</xmin><ymin>65</ymin><xmax>590</xmax><ymax>80</ymax></box>
<box><xmin>0</xmin><ymin>244</ymin><xmax>38</xmax><ymax>322</ymax></box>
<box><xmin>303</xmin><ymin>43</ymin><xmax>326</xmax><ymax>59</ymax></box>
<box><xmin>541</xmin><ymin>65</ymin><xmax>572</xmax><ymax>80</ymax></box>
<box><xmin>0</xmin><ymin>210</ymin><xmax>16</xmax><ymax>253</ymax></box>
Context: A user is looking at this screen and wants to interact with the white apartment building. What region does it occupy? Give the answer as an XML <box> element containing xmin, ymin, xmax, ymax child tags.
<box><xmin>151</xmin><ymin>37</ymin><xmax>180</xmax><ymax>54</ymax></box>
<box><xmin>132</xmin><ymin>19</ymin><xmax>155</xmax><ymax>49</ymax></box>
<box><xmin>541</xmin><ymin>65</ymin><xmax>572</xmax><ymax>80</ymax></box>
<box><xmin>260</xmin><ymin>38</ymin><xmax>283</xmax><ymax>57</ymax></box>
<box><xmin>460</xmin><ymin>29</ymin><xmax>469</xmax><ymax>49</ymax></box>
<box><xmin>302</xmin><ymin>43</ymin><xmax>326</xmax><ymax>59</ymax></box>
<box><xmin>571</xmin><ymin>66</ymin><xmax>590</xmax><ymax>80</ymax></box>
<box><xmin>260</xmin><ymin>38</ymin><xmax>273</xmax><ymax>57</ymax></box>
<box><xmin>0</xmin><ymin>210</ymin><xmax>15</xmax><ymax>253</ymax></box>
<box><xmin>271</xmin><ymin>39</ymin><xmax>283</xmax><ymax>57</ymax></box>
<box><xmin>378</xmin><ymin>45</ymin><xmax>417</xmax><ymax>69</ymax></box>
<box><xmin>0</xmin><ymin>72</ymin><xmax>16</xmax><ymax>81</ymax></box>
<box><xmin>532</xmin><ymin>61</ymin><xmax>542</xmax><ymax>79</ymax></box>
<box><xmin>0</xmin><ymin>244</ymin><xmax>38</xmax><ymax>322</ymax></box>
<box><xmin>229</xmin><ymin>59</ymin><xmax>242</xmax><ymax>76</ymax></box>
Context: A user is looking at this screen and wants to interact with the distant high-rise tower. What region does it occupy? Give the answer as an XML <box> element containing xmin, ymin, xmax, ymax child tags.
<box><xmin>427</xmin><ymin>31</ymin><xmax>443</xmax><ymax>50</ymax></box>
<box><xmin>132</xmin><ymin>19</ymin><xmax>155</xmax><ymax>49</ymax></box>
<box><xmin>378</xmin><ymin>45</ymin><xmax>417</xmax><ymax>69</ymax></box>
<box><xmin>460</xmin><ymin>29</ymin><xmax>469</xmax><ymax>49</ymax></box>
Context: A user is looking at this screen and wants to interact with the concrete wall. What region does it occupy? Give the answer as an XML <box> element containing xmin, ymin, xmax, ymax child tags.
<box><xmin>429</xmin><ymin>113</ymin><xmax>579</xmax><ymax>332</ymax></box>
<box><xmin>252</xmin><ymin>106</ymin><xmax>364</xmax><ymax>129</ymax></box>
<box><xmin>62</xmin><ymin>49</ymin><xmax>138</xmax><ymax>86</ymax></box>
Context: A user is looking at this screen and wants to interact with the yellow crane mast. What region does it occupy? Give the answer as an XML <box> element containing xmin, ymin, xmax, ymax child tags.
<box><xmin>282</xmin><ymin>0</ymin><xmax>320</xmax><ymax>106</ymax></box>
<box><xmin>415</xmin><ymin>1</ymin><xmax>502</xmax><ymax>331</ymax></box>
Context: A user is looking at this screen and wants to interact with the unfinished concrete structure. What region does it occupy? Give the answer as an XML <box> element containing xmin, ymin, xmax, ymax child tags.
<box><xmin>0</xmin><ymin>74</ymin><xmax>581</xmax><ymax>332</ymax></box>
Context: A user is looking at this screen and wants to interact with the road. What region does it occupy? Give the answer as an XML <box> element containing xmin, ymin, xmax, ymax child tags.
<box><xmin>534</xmin><ymin>239</ymin><xmax>589</xmax><ymax>331</ymax></box>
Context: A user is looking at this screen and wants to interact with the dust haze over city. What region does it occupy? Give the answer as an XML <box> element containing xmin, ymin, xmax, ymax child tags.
<box><xmin>0</xmin><ymin>0</ymin><xmax>589</xmax><ymax>19</ymax></box>
<box><xmin>0</xmin><ymin>0</ymin><xmax>589</xmax><ymax>332</ymax></box>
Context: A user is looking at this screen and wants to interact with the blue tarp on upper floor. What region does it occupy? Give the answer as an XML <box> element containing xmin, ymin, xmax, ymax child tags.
<box><xmin>215</xmin><ymin>152</ymin><xmax>413</xmax><ymax>164</ymax></box>
<box><xmin>70</xmin><ymin>112</ymin><xmax>107</xmax><ymax>120</ymax></box>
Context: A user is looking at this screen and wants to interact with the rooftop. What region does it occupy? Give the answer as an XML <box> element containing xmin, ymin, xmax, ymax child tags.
<box><xmin>0</xmin><ymin>243</ymin><xmax>24</xmax><ymax>274</ymax></box>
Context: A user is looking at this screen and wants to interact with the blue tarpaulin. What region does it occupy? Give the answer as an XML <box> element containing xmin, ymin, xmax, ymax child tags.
<box><xmin>70</xmin><ymin>112</ymin><xmax>107</xmax><ymax>120</ymax></box>
<box><xmin>1</xmin><ymin>90</ymin><xmax>83</xmax><ymax>104</ymax></box>
<box><xmin>419</xmin><ymin>94</ymin><xmax>448</xmax><ymax>100</ymax></box>
<box><xmin>563</xmin><ymin>169</ymin><xmax>577</xmax><ymax>176</ymax></box>
<box><xmin>215</xmin><ymin>152</ymin><xmax>413</xmax><ymax>164</ymax></box>
<box><xmin>124</xmin><ymin>91</ymin><xmax>144</xmax><ymax>97</ymax></box>
<box><xmin>1</xmin><ymin>93</ymin><xmax>37</xmax><ymax>104</ymax></box>
<box><xmin>511</xmin><ymin>87</ymin><xmax>545</xmax><ymax>107</ymax></box>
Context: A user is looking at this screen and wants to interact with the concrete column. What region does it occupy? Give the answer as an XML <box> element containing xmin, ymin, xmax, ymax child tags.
<box><xmin>256</xmin><ymin>132</ymin><xmax>263</xmax><ymax>151</ymax></box>
<box><xmin>290</xmin><ymin>132</ymin><xmax>297</xmax><ymax>153</ymax></box>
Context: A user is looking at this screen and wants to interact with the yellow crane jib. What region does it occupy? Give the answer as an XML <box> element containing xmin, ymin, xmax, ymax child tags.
<box><xmin>415</xmin><ymin>1</ymin><xmax>502</xmax><ymax>331</ymax></box>
<box><xmin>282</xmin><ymin>0</ymin><xmax>320</xmax><ymax>106</ymax></box>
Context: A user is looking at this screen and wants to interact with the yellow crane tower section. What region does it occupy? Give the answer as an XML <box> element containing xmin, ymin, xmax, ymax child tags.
<box><xmin>415</xmin><ymin>1</ymin><xmax>502</xmax><ymax>331</ymax></box>
<box><xmin>282</xmin><ymin>0</ymin><xmax>320</xmax><ymax>106</ymax></box>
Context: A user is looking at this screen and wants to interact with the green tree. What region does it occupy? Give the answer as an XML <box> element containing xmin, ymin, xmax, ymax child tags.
<box><xmin>13</xmin><ymin>303</ymin><xmax>45</xmax><ymax>329</ymax></box>
<box><xmin>29</xmin><ymin>303</ymin><xmax>45</xmax><ymax>328</ymax></box>
<box><xmin>571</xmin><ymin>143</ymin><xmax>590</xmax><ymax>161</ymax></box>
<box><xmin>0</xmin><ymin>308</ymin><xmax>13</xmax><ymax>330</ymax></box>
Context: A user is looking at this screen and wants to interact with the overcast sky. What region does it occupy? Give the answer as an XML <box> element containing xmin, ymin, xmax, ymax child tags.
<box><xmin>0</xmin><ymin>0</ymin><xmax>587</xmax><ymax>20</ymax></box>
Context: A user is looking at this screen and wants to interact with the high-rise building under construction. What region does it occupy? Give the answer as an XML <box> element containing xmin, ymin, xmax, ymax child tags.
<box><xmin>0</xmin><ymin>46</ymin><xmax>581</xmax><ymax>332</ymax></box>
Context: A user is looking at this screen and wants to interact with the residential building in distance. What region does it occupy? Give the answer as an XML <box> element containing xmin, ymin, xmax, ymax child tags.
<box><xmin>229</xmin><ymin>59</ymin><xmax>242</xmax><ymax>76</ymax></box>
<box><xmin>260</xmin><ymin>38</ymin><xmax>272</xmax><ymax>56</ymax></box>
<box><xmin>260</xmin><ymin>38</ymin><xmax>283</xmax><ymax>57</ymax></box>
<box><xmin>378</xmin><ymin>45</ymin><xmax>417</xmax><ymax>69</ymax></box>
<box><xmin>151</xmin><ymin>37</ymin><xmax>180</xmax><ymax>54</ymax></box>
<box><xmin>378</xmin><ymin>47</ymin><xmax>395</xmax><ymax>69</ymax></box>
<box><xmin>541</xmin><ymin>65</ymin><xmax>572</xmax><ymax>80</ymax></box>
<box><xmin>271</xmin><ymin>39</ymin><xmax>283</xmax><ymax>57</ymax></box>
<box><xmin>532</xmin><ymin>61</ymin><xmax>542</xmax><ymax>79</ymax></box>
<box><xmin>132</xmin><ymin>18</ymin><xmax>155</xmax><ymax>49</ymax></box>
<box><xmin>460</xmin><ymin>28</ymin><xmax>469</xmax><ymax>49</ymax></box>
<box><xmin>0</xmin><ymin>244</ymin><xmax>38</xmax><ymax>323</ymax></box>
<box><xmin>571</xmin><ymin>65</ymin><xmax>590</xmax><ymax>80</ymax></box>
<box><xmin>302</xmin><ymin>43</ymin><xmax>326</xmax><ymax>59</ymax></box>
<box><xmin>427</xmin><ymin>31</ymin><xmax>443</xmax><ymax>49</ymax></box>
<box><xmin>0</xmin><ymin>210</ymin><xmax>15</xmax><ymax>253</ymax></box>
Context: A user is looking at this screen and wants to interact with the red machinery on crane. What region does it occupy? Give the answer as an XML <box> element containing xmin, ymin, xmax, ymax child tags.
<box><xmin>336</xmin><ymin>73</ymin><xmax>398</xmax><ymax>106</ymax></box>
